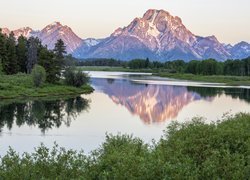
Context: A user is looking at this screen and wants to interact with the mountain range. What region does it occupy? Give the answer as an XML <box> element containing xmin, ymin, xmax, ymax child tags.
<box><xmin>2</xmin><ymin>9</ymin><xmax>250</xmax><ymax>61</ymax></box>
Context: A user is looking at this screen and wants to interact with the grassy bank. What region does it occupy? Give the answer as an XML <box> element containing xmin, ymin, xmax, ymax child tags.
<box><xmin>0</xmin><ymin>113</ymin><xmax>249</xmax><ymax>179</ymax></box>
<box><xmin>157</xmin><ymin>72</ymin><xmax>250</xmax><ymax>85</ymax></box>
<box><xmin>0</xmin><ymin>73</ymin><xmax>94</xmax><ymax>99</ymax></box>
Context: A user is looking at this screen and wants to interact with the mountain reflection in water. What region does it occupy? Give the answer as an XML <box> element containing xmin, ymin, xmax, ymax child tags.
<box><xmin>92</xmin><ymin>78</ymin><xmax>209</xmax><ymax>124</ymax></box>
<box><xmin>0</xmin><ymin>96</ymin><xmax>90</xmax><ymax>133</ymax></box>
<box><xmin>92</xmin><ymin>78</ymin><xmax>250</xmax><ymax>124</ymax></box>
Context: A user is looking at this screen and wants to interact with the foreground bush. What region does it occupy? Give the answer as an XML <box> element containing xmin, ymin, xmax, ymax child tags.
<box><xmin>64</xmin><ymin>67</ymin><xmax>90</xmax><ymax>87</ymax></box>
<box><xmin>0</xmin><ymin>113</ymin><xmax>249</xmax><ymax>179</ymax></box>
<box><xmin>31</xmin><ymin>65</ymin><xmax>46</xmax><ymax>87</ymax></box>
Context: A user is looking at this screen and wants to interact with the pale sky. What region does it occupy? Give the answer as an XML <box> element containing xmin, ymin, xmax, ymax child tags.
<box><xmin>0</xmin><ymin>0</ymin><xmax>249</xmax><ymax>44</ymax></box>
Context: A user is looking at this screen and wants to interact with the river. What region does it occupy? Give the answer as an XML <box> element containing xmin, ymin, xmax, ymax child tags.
<box><xmin>0</xmin><ymin>71</ymin><xmax>250</xmax><ymax>155</ymax></box>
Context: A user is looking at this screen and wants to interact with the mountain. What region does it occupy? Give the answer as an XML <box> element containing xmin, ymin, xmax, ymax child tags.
<box><xmin>1</xmin><ymin>27</ymin><xmax>35</xmax><ymax>40</ymax></box>
<box><xmin>75</xmin><ymin>9</ymin><xmax>249</xmax><ymax>61</ymax></box>
<box><xmin>36</xmin><ymin>22</ymin><xmax>83</xmax><ymax>54</ymax></box>
<box><xmin>1</xmin><ymin>22</ymin><xmax>84</xmax><ymax>54</ymax></box>
<box><xmin>1</xmin><ymin>10</ymin><xmax>250</xmax><ymax>61</ymax></box>
<box><xmin>73</xmin><ymin>38</ymin><xmax>104</xmax><ymax>59</ymax></box>
<box><xmin>229</xmin><ymin>41</ymin><xmax>250</xmax><ymax>59</ymax></box>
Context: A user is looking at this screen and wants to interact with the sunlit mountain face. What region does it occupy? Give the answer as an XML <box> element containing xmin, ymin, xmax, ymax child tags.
<box><xmin>92</xmin><ymin>78</ymin><xmax>213</xmax><ymax>124</ymax></box>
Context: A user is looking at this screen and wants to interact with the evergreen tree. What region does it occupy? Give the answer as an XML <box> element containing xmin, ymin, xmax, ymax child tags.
<box><xmin>27</xmin><ymin>37</ymin><xmax>38</xmax><ymax>74</ymax></box>
<box><xmin>16</xmin><ymin>35</ymin><xmax>28</xmax><ymax>73</ymax></box>
<box><xmin>4</xmin><ymin>32</ymin><xmax>18</xmax><ymax>74</ymax></box>
<box><xmin>38</xmin><ymin>46</ymin><xmax>57</xmax><ymax>83</ymax></box>
<box><xmin>54</xmin><ymin>39</ymin><xmax>66</xmax><ymax>60</ymax></box>
<box><xmin>0</xmin><ymin>29</ymin><xmax>7</xmax><ymax>74</ymax></box>
<box><xmin>51</xmin><ymin>39</ymin><xmax>66</xmax><ymax>82</ymax></box>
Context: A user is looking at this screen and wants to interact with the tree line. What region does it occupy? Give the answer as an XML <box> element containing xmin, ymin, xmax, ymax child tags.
<box><xmin>78</xmin><ymin>57</ymin><xmax>250</xmax><ymax>76</ymax></box>
<box><xmin>78</xmin><ymin>58</ymin><xmax>125</xmax><ymax>67</ymax></box>
<box><xmin>126</xmin><ymin>58</ymin><xmax>250</xmax><ymax>76</ymax></box>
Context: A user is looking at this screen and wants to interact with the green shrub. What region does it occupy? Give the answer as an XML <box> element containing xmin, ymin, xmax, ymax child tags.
<box><xmin>31</xmin><ymin>65</ymin><xmax>46</xmax><ymax>87</ymax></box>
<box><xmin>83</xmin><ymin>134</ymin><xmax>151</xmax><ymax>179</ymax></box>
<box><xmin>64</xmin><ymin>68</ymin><xmax>89</xmax><ymax>87</ymax></box>
<box><xmin>0</xmin><ymin>113</ymin><xmax>249</xmax><ymax>179</ymax></box>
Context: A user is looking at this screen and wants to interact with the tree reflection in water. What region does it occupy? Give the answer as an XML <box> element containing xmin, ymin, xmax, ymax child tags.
<box><xmin>0</xmin><ymin>96</ymin><xmax>90</xmax><ymax>133</ymax></box>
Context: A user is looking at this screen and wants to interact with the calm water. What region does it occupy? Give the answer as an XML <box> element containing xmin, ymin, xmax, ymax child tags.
<box><xmin>1</xmin><ymin>71</ymin><xmax>250</xmax><ymax>155</ymax></box>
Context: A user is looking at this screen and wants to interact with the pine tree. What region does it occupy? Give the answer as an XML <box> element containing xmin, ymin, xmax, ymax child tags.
<box><xmin>17</xmin><ymin>35</ymin><xmax>28</xmax><ymax>73</ymax></box>
<box><xmin>54</xmin><ymin>39</ymin><xmax>66</xmax><ymax>60</ymax></box>
<box><xmin>38</xmin><ymin>46</ymin><xmax>56</xmax><ymax>83</ymax></box>
<box><xmin>27</xmin><ymin>37</ymin><xmax>38</xmax><ymax>74</ymax></box>
<box><xmin>4</xmin><ymin>32</ymin><xmax>18</xmax><ymax>75</ymax></box>
<box><xmin>0</xmin><ymin>29</ymin><xmax>7</xmax><ymax>74</ymax></box>
<box><xmin>51</xmin><ymin>39</ymin><xmax>66</xmax><ymax>82</ymax></box>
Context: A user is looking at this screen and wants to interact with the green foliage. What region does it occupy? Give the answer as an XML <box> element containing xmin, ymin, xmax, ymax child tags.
<box><xmin>0</xmin><ymin>31</ymin><xmax>70</xmax><ymax>84</ymax></box>
<box><xmin>49</xmin><ymin>39</ymin><xmax>67</xmax><ymax>83</ymax></box>
<box><xmin>0</xmin><ymin>143</ymin><xmax>87</xmax><ymax>179</ymax></box>
<box><xmin>31</xmin><ymin>65</ymin><xmax>46</xmax><ymax>87</ymax></box>
<box><xmin>4</xmin><ymin>32</ymin><xmax>18</xmax><ymax>75</ymax></box>
<box><xmin>0</xmin><ymin>113</ymin><xmax>249</xmax><ymax>179</ymax></box>
<box><xmin>153</xmin><ymin>113</ymin><xmax>250</xmax><ymax>179</ymax></box>
<box><xmin>80</xmin><ymin>57</ymin><xmax>250</xmax><ymax>77</ymax></box>
<box><xmin>37</xmin><ymin>47</ymin><xmax>59</xmax><ymax>83</ymax></box>
<box><xmin>78</xmin><ymin>58</ymin><xmax>127</xmax><ymax>67</ymax></box>
<box><xmin>16</xmin><ymin>35</ymin><xmax>28</xmax><ymax>73</ymax></box>
<box><xmin>64</xmin><ymin>68</ymin><xmax>90</xmax><ymax>87</ymax></box>
<box><xmin>54</xmin><ymin>39</ymin><xmax>66</xmax><ymax>60</ymax></box>
<box><xmin>158</xmin><ymin>73</ymin><xmax>250</xmax><ymax>85</ymax></box>
<box><xmin>27</xmin><ymin>37</ymin><xmax>38</xmax><ymax>74</ymax></box>
<box><xmin>84</xmin><ymin>134</ymin><xmax>151</xmax><ymax>179</ymax></box>
<box><xmin>128</xmin><ymin>59</ymin><xmax>150</xmax><ymax>69</ymax></box>
<box><xmin>0</xmin><ymin>30</ymin><xmax>7</xmax><ymax>75</ymax></box>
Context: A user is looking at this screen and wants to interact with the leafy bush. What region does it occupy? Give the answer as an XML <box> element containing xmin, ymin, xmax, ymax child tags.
<box><xmin>64</xmin><ymin>68</ymin><xmax>89</xmax><ymax>87</ymax></box>
<box><xmin>83</xmin><ymin>134</ymin><xmax>151</xmax><ymax>179</ymax></box>
<box><xmin>0</xmin><ymin>113</ymin><xmax>249</xmax><ymax>179</ymax></box>
<box><xmin>31</xmin><ymin>65</ymin><xmax>46</xmax><ymax>87</ymax></box>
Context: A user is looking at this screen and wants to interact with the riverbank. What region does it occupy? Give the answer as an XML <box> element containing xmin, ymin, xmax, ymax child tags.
<box><xmin>0</xmin><ymin>73</ymin><xmax>94</xmax><ymax>99</ymax></box>
<box><xmin>0</xmin><ymin>113</ymin><xmax>249</xmax><ymax>179</ymax></box>
<box><xmin>157</xmin><ymin>72</ymin><xmax>250</xmax><ymax>86</ymax></box>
